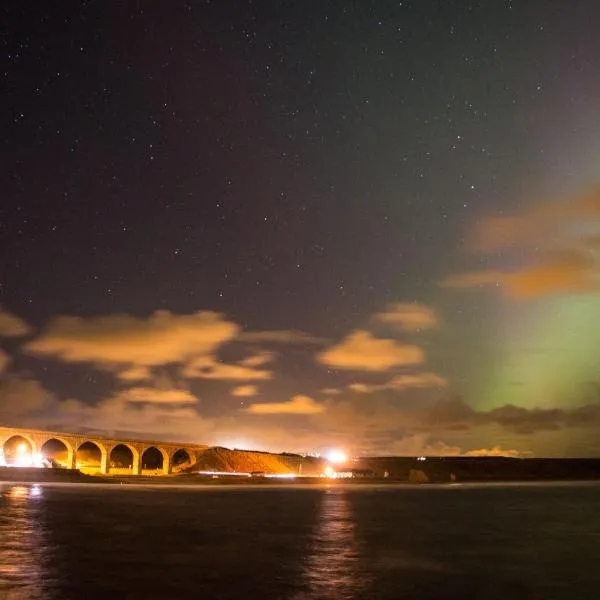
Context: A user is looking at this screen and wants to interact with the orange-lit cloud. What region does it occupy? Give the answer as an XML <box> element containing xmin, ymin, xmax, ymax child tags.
<box><xmin>321</xmin><ymin>387</ymin><xmax>342</xmax><ymax>395</ymax></box>
<box><xmin>507</xmin><ymin>249</ymin><xmax>597</xmax><ymax>297</ymax></box>
<box><xmin>182</xmin><ymin>356</ymin><xmax>273</xmax><ymax>380</ymax></box>
<box><xmin>0</xmin><ymin>307</ymin><xmax>32</xmax><ymax>337</ymax></box>
<box><xmin>239</xmin><ymin>330</ymin><xmax>326</xmax><ymax>344</ymax></box>
<box><xmin>372</xmin><ymin>302</ymin><xmax>439</xmax><ymax>331</ymax></box>
<box><xmin>350</xmin><ymin>372</ymin><xmax>447</xmax><ymax>393</ymax></box>
<box><xmin>246</xmin><ymin>395</ymin><xmax>324</xmax><ymax>415</ymax></box>
<box><xmin>470</xmin><ymin>187</ymin><xmax>600</xmax><ymax>252</ymax></box>
<box><xmin>238</xmin><ymin>351</ymin><xmax>276</xmax><ymax>367</ymax></box>
<box><xmin>231</xmin><ymin>385</ymin><xmax>258</xmax><ymax>397</ymax></box>
<box><xmin>25</xmin><ymin>310</ymin><xmax>239</xmax><ymax>367</ymax></box>
<box><xmin>382</xmin><ymin>434</ymin><xmax>525</xmax><ymax>458</ymax></box>
<box><xmin>318</xmin><ymin>330</ymin><xmax>424</xmax><ymax>371</ymax></box>
<box><xmin>443</xmin><ymin>186</ymin><xmax>600</xmax><ymax>299</ymax></box>
<box><xmin>441</xmin><ymin>249</ymin><xmax>598</xmax><ymax>298</ymax></box>
<box><xmin>463</xmin><ymin>447</ymin><xmax>530</xmax><ymax>458</ymax></box>
<box><xmin>116</xmin><ymin>365</ymin><xmax>153</xmax><ymax>382</ymax></box>
<box><xmin>112</xmin><ymin>386</ymin><xmax>199</xmax><ymax>405</ymax></box>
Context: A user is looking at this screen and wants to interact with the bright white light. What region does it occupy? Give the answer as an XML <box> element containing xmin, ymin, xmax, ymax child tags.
<box><xmin>326</xmin><ymin>449</ymin><xmax>348</xmax><ymax>464</ymax></box>
<box><xmin>417</xmin><ymin>456</ymin><xmax>427</xmax><ymax>462</ymax></box>
<box><xmin>14</xmin><ymin>454</ymin><xmax>33</xmax><ymax>467</ymax></box>
<box><xmin>196</xmin><ymin>471</ymin><xmax>251</xmax><ymax>477</ymax></box>
<box><xmin>264</xmin><ymin>473</ymin><xmax>296</xmax><ymax>479</ymax></box>
<box><xmin>323</xmin><ymin>465</ymin><xmax>336</xmax><ymax>478</ymax></box>
<box><xmin>16</xmin><ymin>444</ymin><xmax>28</xmax><ymax>456</ymax></box>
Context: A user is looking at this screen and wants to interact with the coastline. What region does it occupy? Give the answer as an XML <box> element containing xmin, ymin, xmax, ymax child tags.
<box><xmin>4</xmin><ymin>463</ymin><xmax>600</xmax><ymax>488</ymax></box>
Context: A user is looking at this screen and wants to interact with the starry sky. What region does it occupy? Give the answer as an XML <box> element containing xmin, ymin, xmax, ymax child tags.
<box><xmin>2</xmin><ymin>1</ymin><xmax>600</xmax><ymax>457</ymax></box>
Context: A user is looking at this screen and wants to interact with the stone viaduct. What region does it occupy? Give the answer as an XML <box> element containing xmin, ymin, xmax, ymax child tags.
<box><xmin>0</xmin><ymin>426</ymin><xmax>208</xmax><ymax>475</ymax></box>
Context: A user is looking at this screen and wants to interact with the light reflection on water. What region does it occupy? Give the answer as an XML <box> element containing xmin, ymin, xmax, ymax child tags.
<box><xmin>0</xmin><ymin>485</ymin><xmax>48</xmax><ymax>600</ymax></box>
<box><xmin>296</xmin><ymin>488</ymin><xmax>368</xmax><ymax>599</ymax></box>
<box><xmin>0</xmin><ymin>482</ymin><xmax>600</xmax><ymax>599</ymax></box>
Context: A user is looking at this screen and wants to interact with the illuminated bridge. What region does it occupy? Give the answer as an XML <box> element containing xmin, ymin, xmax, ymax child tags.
<box><xmin>0</xmin><ymin>426</ymin><xmax>208</xmax><ymax>475</ymax></box>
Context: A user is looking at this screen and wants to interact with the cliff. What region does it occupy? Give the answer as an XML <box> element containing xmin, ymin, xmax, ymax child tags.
<box><xmin>189</xmin><ymin>447</ymin><xmax>325</xmax><ymax>476</ymax></box>
<box><xmin>354</xmin><ymin>456</ymin><xmax>600</xmax><ymax>482</ymax></box>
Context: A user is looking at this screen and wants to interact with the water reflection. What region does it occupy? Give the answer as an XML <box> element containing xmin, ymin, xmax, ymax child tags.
<box><xmin>298</xmin><ymin>488</ymin><xmax>367</xmax><ymax>599</ymax></box>
<box><xmin>0</xmin><ymin>485</ymin><xmax>48</xmax><ymax>600</ymax></box>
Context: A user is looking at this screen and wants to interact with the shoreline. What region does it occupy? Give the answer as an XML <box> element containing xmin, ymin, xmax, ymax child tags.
<box><xmin>3</xmin><ymin>467</ymin><xmax>600</xmax><ymax>488</ymax></box>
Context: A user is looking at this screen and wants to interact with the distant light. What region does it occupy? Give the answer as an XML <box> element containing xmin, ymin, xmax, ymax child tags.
<box><xmin>196</xmin><ymin>470</ymin><xmax>251</xmax><ymax>477</ymax></box>
<box><xmin>417</xmin><ymin>456</ymin><xmax>427</xmax><ymax>462</ymax></box>
<box><xmin>17</xmin><ymin>444</ymin><xmax>28</xmax><ymax>456</ymax></box>
<box><xmin>264</xmin><ymin>473</ymin><xmax>296</xmax><ymax>479</ymax></box>
<box><xmin>326</xmin><ymin>449</ymin><xmax>348</xmax><ymax>464</ymax></box>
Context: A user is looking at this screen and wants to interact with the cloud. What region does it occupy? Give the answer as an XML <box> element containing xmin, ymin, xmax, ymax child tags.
<box><xmin>482</xmin><ymin>404</ymin><xmax>564</xmax><ymax>434</ymax></box>
<box><xmin>443</xmin><ymin>186</ymin><xmax>600</xmax><ymax>300</ymax></box>
<box><xmin>0</xmin><ymin>349</ymin><xmax>10</xmax><ymax>373</ymax></box>
<box><xmin>439</xmin><ymin>270</ymin><xmax>505</xmax><ymax>291</ymax></box>
<box><xmin>111</xmin><ymin>386</ymin><xmax>199</xmax><ymax>405</ymax></box>
<box><xmin>388</xmin><ymin>372</ymin><xmax>447</xmax><ymax>390</ymax></box>
<box><xmin>116</xmin><ymin>365</ymin><xmax>153</xmax><ymax>382</ymax></box>
<box><xmin>372</xmin><ymin>303</ymin><xmax>439</xmax><ymax>331</ymax></box>
<box><xmin>231</xmin><ymin>385</ymin><xmax>258</xmax><ymax>397</ymax></box>
<box><xmin>376</xmin><ymin>435</ymin><xmax>525</xmax><ymax>458</ymax></box>
<box><xmin>382</xmin><ymin>433</ymin><xmax>462</xmax><ymax>456</ymax></box>
<box><xmin>0</xmin><ymin>307</ymin><xmax>32</xmax><ymax>337</ymax></box>
<box><xmin>55</xmin><ymin>396</ymin><xmax>204</xmax><ymax>440</ymax></box>
<box><xmin>238</xmin><ymin>351</ymin><xmax>276</xmax><ymax>367</ymax></box>
<box><xmin>25</xmin><ymin>310</ymin><xmax>239</xmax><ymax>368</ymax></box>
<box><xmin>349</xmin><ymin>372</ymin><xmax>447</xmax><ymax>393</ymax></box>
<box><xmin>321</xmin><ymin>387</ymin><xmax>342</xmax><ymax>395</ymax></box>
<box><xmin>182</xmin><ymin>356</ymin><xmax>273</xmax><ymax>380</ymax></box>
<box><xmin>441</xmin><ymin>249</ymin><xmax>598</xmax><ymax>299</ymax></box>
<box><xmin>463</xmin><ymin>447</ymin><xmax>530</xmax><ymax>458</ymax></box>
<box><xmin>239</xmin><ymin>330</ymin><xmax>327</xmax><ymax>344</ymax></box>
<box><xmin>246</xmin><ymin>395</ymin><xmax>325</xmax><ymax>415</ymax></box>
<box><xmin>318</xmin><ymin>330</ymin><xmax>424</xmax><ymax>371</ymax></box>
<box><xmin>470</xmin><ymin>187</ymin><xmax>600</xmax><ymax>253</ymax></box>
<box><xmin>0</xmin><ymin>377</ymin><xmax>54</xmax><ymax>417</ymax></box>
<box><xmin>348</xmin><ymin>382</ymin><xmax>373</xmax><ymax>393</ymax></box>
<box><xmin>421</xmin><ymin>396</ymin><xmax>600</xmax><ymax>435</ymax></box>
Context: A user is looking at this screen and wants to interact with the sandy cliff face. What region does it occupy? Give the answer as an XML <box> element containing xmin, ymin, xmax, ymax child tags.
<box><xmin>191</xmin><ymin>447</ymin><xmax>325</xmax><ymax>475</ymax></box>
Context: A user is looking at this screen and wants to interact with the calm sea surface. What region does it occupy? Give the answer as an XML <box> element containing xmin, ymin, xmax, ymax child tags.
<box><xmin>1</xmin><ymin>482</ymin><xmax>600</xmax><ymax>599</ymax></box>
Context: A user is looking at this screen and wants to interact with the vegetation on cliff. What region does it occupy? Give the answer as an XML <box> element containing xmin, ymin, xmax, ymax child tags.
<box><xmin>189</xmin><ymin>447</ymin><xmax>325</xmax><ymax>476</ymax></box>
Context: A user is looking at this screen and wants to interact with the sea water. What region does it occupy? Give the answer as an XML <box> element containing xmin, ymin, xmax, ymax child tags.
<box><xmin>1</xmin><ymin>482</ymin><xmax>599</xmax><ymax>599</ymax></box>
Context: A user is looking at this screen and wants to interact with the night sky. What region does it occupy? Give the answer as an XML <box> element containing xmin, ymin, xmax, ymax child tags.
<box><xmin>3</xmin><ymin>1</ymin><xmax>600</xmax><ymax>457</ymax></box>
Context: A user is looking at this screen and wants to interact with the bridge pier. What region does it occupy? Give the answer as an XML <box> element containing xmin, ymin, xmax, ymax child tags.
<box><xmin>132</xmin><ymin>453</ymin><xmax>142</xmax><ymax>476</ymax></box>
<box><xmin>66</xmin><ymin>449</ymin><xmax>77</xmax><ymax>470</ymax></box>
<box><xmin>100</xmin><ymin>451</ymin><xmax>109</xmax><ymax>475</ymax></box>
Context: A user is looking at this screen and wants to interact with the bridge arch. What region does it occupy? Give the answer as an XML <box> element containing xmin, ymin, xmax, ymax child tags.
<box><xmin>108</xmin><ymin>443</ymin><xmax>140</xmax><ymax>475</ymax></box>
<box><xmin>76</xmin><ymin>440</ymin><xmax>108</xmax><ymax>474</ymax></box>
<box><xmin>171</xmin><ymin>448</ymin><xmax>194</xmax><ymax>472</ymax></box>
<box><xmin>141</xmin><ymin>446</ymin><xmax>171</xmax><ymax>475</ymax></box>
<box><xmin>2</xmin><ymin>434</ymin><xmax>38</xmax><ymax>466</ymax></box>
<box><xmin>40</xmin><ymin>437</ymin><xmax>75</xmax><ymax>469</ymax></box>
